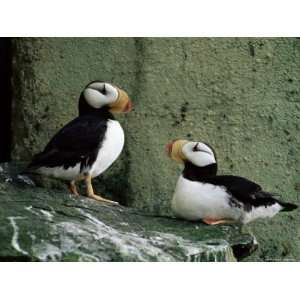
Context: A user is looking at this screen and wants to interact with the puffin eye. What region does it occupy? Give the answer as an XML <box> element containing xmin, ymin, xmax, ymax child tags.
<box><xmin>192</xmin><ymin>143</ymin><xmax>200</xmax><ymax>152</ymax></box>
<box><xmin>101</xmin><ymin>84</ymin><xmax>106</xmax><ymax>95</ymax></box>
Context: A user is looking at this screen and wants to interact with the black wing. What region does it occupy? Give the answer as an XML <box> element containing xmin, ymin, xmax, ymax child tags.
<box><xmin>205</xmin><ymin>175</ymin><xmax>278</xmax><ymax>210</ymax></box>
<box><xmin>27</xmin><ymin>115</ymin><xmax>108</xmax><ymax>171</ymax></box>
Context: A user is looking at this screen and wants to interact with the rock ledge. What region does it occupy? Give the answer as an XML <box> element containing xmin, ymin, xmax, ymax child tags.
<box><xmin>0</xmin><ymin>163</ymin><xmax>257</xmax><ymax>262</ymax></box>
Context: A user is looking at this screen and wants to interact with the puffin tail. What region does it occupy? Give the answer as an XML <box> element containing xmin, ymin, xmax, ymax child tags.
<box><xmin>278</xmin><ymin>201</ymin><xmax>298</xmax><ymax>212</ymax></box>
<box><xmin>19</xmin><ymin>167</ymin><xmax>35</xmax><ymax>175</ymax></box>
<box><xmin>20</xmin><ymin>150</ymin><xmax>52</xmax><ymax>175</ymax></box>
<box><xmin>19</xmin><ymin>162</ymin><xmax>40</xmax><ymax>176</ymax></box>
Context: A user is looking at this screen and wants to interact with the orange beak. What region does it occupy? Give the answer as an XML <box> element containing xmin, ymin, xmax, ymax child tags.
<box><xmin>165</xmin><ymin>141</ymin><xmax>174</xmax><ymax>157</ymax></box>
<box><xmin>166</xmin><ymin>139</ymin><xmax>189</xmax><ymax>163</ymax></box>
<box><xmin>123</xmin><ymin>99</ymin><xmax>132</xmax><ymax>113</ymax></box>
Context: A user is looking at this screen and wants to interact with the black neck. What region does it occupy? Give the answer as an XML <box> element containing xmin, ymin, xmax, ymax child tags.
<box><xmin>78</xmin><ymin>93</ymin><xmax>114</xmax><ymax>119</ymax></box>
<box><xmin>182</xmin><ymin>162</ymin><xmax>218</xmax><ymax>182</ymax></box>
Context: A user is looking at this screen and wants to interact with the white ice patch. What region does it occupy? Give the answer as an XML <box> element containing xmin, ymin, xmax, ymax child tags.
<box><xmin>27</xmin><ymin>205</ymin><xmax>234</xmax><ymax>261</ymax></box>
<box><xmin>8</xmin><ymin>216</ymin><xmax>29</xmax><ymax>256</ymax></box>
<box><xmin>149</xmin><ymin>232</ymin><xmax>233</xmax><ymax>262</ymax></box>
<box><xmin>25</xmin><ymin>206</ymin><xmax>40</xmax><ymax>217</ymax></box>
<box><xmin>17</xmin><ymin>174</ymin><xmax>35</xmax><ymax>186</ymax></box>
<box><xmin>185</xmin><ymin>240</ymin><xmax>232</xmax><ymax>262</ymax></box>
<box><xmin>40</xmin><ymin>209</ymin><xmax>54</xmax><ymax>221</ymax></box>
<box><xmin>73</xmin><ymin>209</ymin><xmax>186</xmax><ymax>261</ymax></box>
<box><xmin>32</xmin><ymin>242</ymin><xmax>62</xmax><ymax>261</ymax></box>
<box><xmin>119</xmin><ymin>222</ymin><xmax>129</xmax><ymax>226</ymax></box>
<box><xmin>25</xmin><ymin>206</ymin><xmax>54</xmax><ymax>221</ymax></box>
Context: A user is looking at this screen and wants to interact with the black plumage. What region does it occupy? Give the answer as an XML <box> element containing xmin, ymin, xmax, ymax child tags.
<box><xmin>182</xmin><ymin>156</ymin><xmax>297</xmax><ymax>212</ymax></box>
<box><xmin>24</xmin><ymin>81</ymin><xmax>132</xmax><ymax>204</ymax></box>
<box><xmin>26</xmin><ymin>108</ymin><xmax>113</xmax><ymax>173</ymax></box>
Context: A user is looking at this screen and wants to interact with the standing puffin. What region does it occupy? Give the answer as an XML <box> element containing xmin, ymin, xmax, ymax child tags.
<box><xmin>166</xmin><ymin>139</ymin><xmax>297</xmax><ymax>224</ymax></box>
<box><xmin>25</xmin><ymin>81</ymin><xmax>132</xmax><ymax>204</ymax></box>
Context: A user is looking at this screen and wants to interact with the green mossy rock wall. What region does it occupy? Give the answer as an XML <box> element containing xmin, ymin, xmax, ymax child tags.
<box><xmin>10</xmin><ymin>38</ymin><xmax>300</xmax><ymax>261</ymax></box>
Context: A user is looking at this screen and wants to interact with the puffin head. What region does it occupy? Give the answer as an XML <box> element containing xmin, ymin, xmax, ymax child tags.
<box><xmin>80</xmin><ymin>81</ymin><xmax>132</xmax><ymax>114</ymax></box>
<box><xmin>166</xmin><ymin>139</ymin><xmax>217</xmax><ymax>167</ymax></box>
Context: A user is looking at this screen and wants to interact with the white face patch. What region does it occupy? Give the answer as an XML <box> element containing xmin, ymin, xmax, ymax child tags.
<box><xmin>88</xmin><ymin>82</ymin><xmax>106</xmax><ymax>90</ymax></box>
<box><xmin>84</xmin><ymin>82</ymin><xmax>118</xmax><ymax>109</ymax></box>
<box><xmin>182</xmin><ymin>142</ymin><xmax>216</xmax><ymax>167</ymax></box>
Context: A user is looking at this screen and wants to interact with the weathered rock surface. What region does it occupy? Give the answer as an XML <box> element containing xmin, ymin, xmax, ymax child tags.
<box><xmin>0</xmin><ymin>163</ymin><xmax>256</xmax><ymax>262</ymax></box>
<box><xmin>9</xmin><ymin>38</ymin><xmax>300</xmax><ymax>261</ymax></box>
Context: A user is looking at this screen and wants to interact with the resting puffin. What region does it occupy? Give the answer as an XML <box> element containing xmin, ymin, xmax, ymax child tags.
<box><xmin>25</xmin><ymin>81</ymin><xmax>132</xmax><ymax>204</ymax></box>
<box><xmin>166</xmin><ymin>139</ymin><xmax>297</xmax><ymax>224</ymax></box>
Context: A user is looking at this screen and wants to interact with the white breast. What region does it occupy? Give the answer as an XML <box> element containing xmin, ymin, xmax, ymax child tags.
<box><xmin>90</xmin><ymin>119</ymin><xmax>125</xmax><ymax>178</ymax></box>
<box><xmin>171</xmin><ymin>175</ymin><xmax>241</xmax><ymax>221</ymax></box>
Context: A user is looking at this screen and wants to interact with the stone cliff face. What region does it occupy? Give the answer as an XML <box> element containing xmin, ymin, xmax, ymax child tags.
<box><xmin>7</xmin><ymin>38</ymin><xmax>300</xmax><ymax>261</ymax></box>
